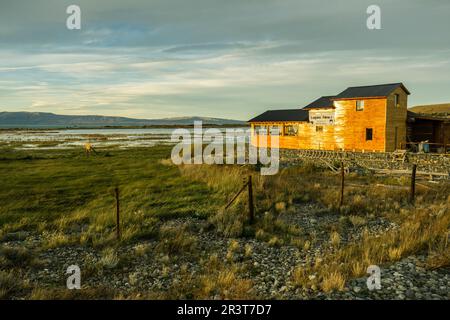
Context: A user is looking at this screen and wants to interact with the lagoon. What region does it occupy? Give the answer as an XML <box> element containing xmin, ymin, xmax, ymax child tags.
<box><xmin>0</xmin><ymin>127</ymin><xmax>250</xmax><ymax>150</ymax></box>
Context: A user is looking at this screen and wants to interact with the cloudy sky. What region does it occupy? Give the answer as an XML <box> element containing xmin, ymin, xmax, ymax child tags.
<box><xmin>1</xmin><ymin>0</ymin><xmax>450</xmax><ymax>120</ymax></box>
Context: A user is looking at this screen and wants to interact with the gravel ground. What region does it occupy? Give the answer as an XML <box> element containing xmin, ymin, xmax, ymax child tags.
<box><xmin>1</xmin><ymin>204</ymin><xmax>448</xmax><ymax>300</ymax></box>
<box><xmin>329</xmin><ymin>255</ymin><xmax>450</xmax><ymax>300</ymax></box>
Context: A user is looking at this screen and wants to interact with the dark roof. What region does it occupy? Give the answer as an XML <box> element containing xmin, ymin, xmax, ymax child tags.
<box><xmin>248</xmin><ymin>109</ymin><xmax>309</xmax><ymax>123</ymax></box>
<box><xmin>303</xmin><ymin>96</ymin><xmax>336</xmax><ymax>110</ymax></box>
<box><xmin>333</xmin><ymin>83</ymin><xmax>410</xmax><ymax>100</ymax></box>
<box><xmin>407</xmin><ymin>111</ymin><xmax>449</xmax><ymax>122</ymax></box>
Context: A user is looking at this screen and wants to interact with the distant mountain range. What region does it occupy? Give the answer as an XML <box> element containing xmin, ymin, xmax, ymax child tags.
<box><xmin>0</xmin><ymin>112</ymin><xmax>246</xmax><ymax>128</ymax></box>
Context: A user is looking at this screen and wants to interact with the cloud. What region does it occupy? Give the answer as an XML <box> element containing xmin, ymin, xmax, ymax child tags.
<box><xmin>0</xmin><ymin>1</ymin><xmax>450</xmax><ymax>119</ymax></box>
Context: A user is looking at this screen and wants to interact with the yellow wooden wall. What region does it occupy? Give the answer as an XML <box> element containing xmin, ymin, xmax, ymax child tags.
<box><xmin>333</xmin><ymin>98</ymin><xmax>387</xmax><ymax>151</ymax></box>
<box><xmin>250</xmin><ymin>121</ymin><xmax>337</xmax><ymax>150</ymax></box>
<box><xmin>251</xmin><ymin>92</ymin><xmax>409</xmax><ymax>152</ymax></box>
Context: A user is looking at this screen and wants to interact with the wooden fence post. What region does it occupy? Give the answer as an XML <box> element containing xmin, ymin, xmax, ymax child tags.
<box><xmin>224</xmin><ymin>176</ymin><xmax>255</xmax><ymax>224</ymax></box>
<box><xmin>114</xmin><ymin>187</ymin><xmax>121</xmax><ymax>240</ymax></box>
<box><xmin>247</xmin><ymin>175</ymin><xmax>254</xmax><ymax>224</ymax></box>
<box><xmin>410</xmin><ymin>164</ymin><xmax>417</xmax><ymax>204</ymax></box>
<box><xmin>339</xmin><ymin>161</ymin><xmax>345</xmax><ymax>208</ymax></box>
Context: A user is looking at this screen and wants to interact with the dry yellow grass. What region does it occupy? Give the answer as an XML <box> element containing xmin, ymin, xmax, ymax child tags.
<box><xmin>98</xmin><ymin>247</ymin><xmax>120</xmax><ymax>269</ymax></box>
<box><xmin>179</xmin><ymin>162</ymin><xmax>450</xmax><ymax>295</ymax></box>
<box><xmin>226</xmin><ymin>239</ymin><xmax>240</xmax><ymax>261</ymax></box>
<box><xmin>425</xmin><ymin>250</ymin><xmax>450</xmax><ymax>270</ymax></box>
<box><xmin>133</xmin><ymin>243</ymin><xmax>151</xmax><ymax>256</ymax></box>
<box><xmin>155</xmin><ymin>225</ymin><xmax>197</xmax><ymax>255</ymax></box>
<box><xmin>293</xmin><ymin>203</ymin><xmax>449</xmax><ymax>291</ymax></box>
<box><xmin>154</xmin><ymin>253</ymin><xmax>256</xmax><ymax>299</ymax></box>
<box><xmin>302</xmin><ymin>240</ymin><xmax>310</xmax><ymax>251</ymax></box>
<box><xmin>29</xmin><ymin>286</ymin><xmax>117</xmax><ymax>300</ymax></box>
<box><xmin>0</xmin><ymin>270</ymin><xmax>20</xmax><ymax>299</ymax></box>
<box><xmin>41</xmin><ymin>231</ymin><xmax>73</xmax><ymax>249</ymax></box>
<box><xmin>330</xmin><ymin>231</ymin><xmax>341</xmax><ymax>247</ymax></box>
<box><xmin>275</xmin><ymin>202</ymin><xmax>287</xmax><ymax>212</ymax></box>
<box><xmin>348</xmin><ymin>215</ymin><xmax>367</xmax><ymax>227</ymax></box>
<box><xmin>268</xmin><ymin>236</ymin><xmax>282</xmax><ymax>247</ymax></box>
<box><xmin>196</xmin><ymin>267</ymin><xmax>254</xmax><ymax>299</ymax></box>
<box><xmin>179</xmin><ymin>162</ymin><xmax>417</xmax><ymax>223</ymax></box>
<box><xmin>244</xmin><ymin>243</ymin><xmax>253</xmax><ymax>257</ymax></box>
<box><xmin>321</xmin><ymin>271</ymin><xmax>346</xmax><ymax>292</ymax></box>
<box><xmin>409</xmin><ymin>104</ymin><xmax>450</xmax><ymax>116</ymax></box>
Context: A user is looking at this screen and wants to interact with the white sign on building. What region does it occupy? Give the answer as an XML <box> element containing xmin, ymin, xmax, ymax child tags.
<box><xmin>309</xmin><ymin>110</ymin><xmax>335</xmax><ymax>125</ymax></box>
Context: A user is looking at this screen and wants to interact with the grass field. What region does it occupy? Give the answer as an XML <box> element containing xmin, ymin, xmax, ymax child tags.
<box><xmin>0</xmin><ymin>145</ymin><xmax>219</xmax><ymax>242</ymax></box>
<box><xmin>0</xmin><ymin>144</ymin><xmax>449</xmax><ymax>299</ymax></box>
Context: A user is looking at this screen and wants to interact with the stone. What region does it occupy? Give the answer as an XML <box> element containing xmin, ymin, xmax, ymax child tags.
<box><xmin>405</xmin><ymin>290</ymin><xmax>415</xmax><ymax>298</ymax></box>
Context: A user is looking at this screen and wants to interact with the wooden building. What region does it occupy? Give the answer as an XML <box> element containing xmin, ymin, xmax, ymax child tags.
<box><xmin>406</xmin><ymin>112</ymin><xmax>450</xmax><ymax>152</ymax></box>
<box><xmin>248</xmin><ymin>83</ymin><xmax>433</xmax><ymax>152</ymax></box>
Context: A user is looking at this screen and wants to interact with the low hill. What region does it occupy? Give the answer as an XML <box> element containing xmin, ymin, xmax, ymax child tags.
<box><xmin>409</xmin><ymin>104</ymin><xmax>450</xmax><ymax>118</ymax></box>
<box><xmin>0</xmin><ymin>112</ymin><xmax>246</xmax><ymax>128</ymax></box>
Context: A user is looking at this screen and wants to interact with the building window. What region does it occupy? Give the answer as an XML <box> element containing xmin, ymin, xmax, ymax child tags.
<box><xmin>284</xmin><ymin>124</ymin><xmax>298</xmax><ymax>136</ymax></box>
<box><xmin>356</xmin><ymin>100</ymin><xmax>365</xmax><ymax>111</ymax></box>
<box><xmin>366</xmin><ymin>128</ymin><xmax>373</xmax><ymax>141</ymax></box>
<box><xmin>269</xmin><ymin>125</ymin><xmax>281</xmax><ymax>135</ymax></box>
<box><xmin>316</xmin><ymin>126</ymin><xmax>323</xmax><ymax>132</ymax></box>
<box><xmin>254</xmin><ymin>125</ymin><xmax>267</xmax><ymax>135</ymax></box>
<box><xmin>394</xmin><ymin>94</ymin><xmax>400</xmax><ymax>107</ymax></box>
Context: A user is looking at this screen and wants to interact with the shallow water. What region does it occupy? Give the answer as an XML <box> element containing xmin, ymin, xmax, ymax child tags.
<box><xmin>0</xmin><ymin>127</ymin><xmax>250</xmax><ymax>150</ymax></box>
